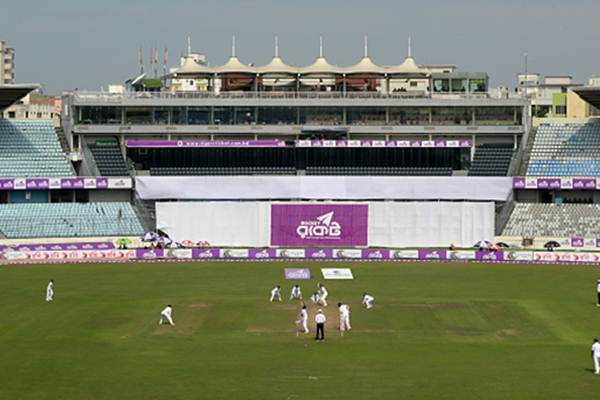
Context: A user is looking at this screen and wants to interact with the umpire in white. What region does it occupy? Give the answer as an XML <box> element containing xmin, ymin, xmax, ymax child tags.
<box><xmin>315</xmin><ymin>309</ymin><xmax>326</xmax><ymax>341</ymax></box>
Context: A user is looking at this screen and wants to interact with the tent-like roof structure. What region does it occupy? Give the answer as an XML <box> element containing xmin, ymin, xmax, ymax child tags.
<box><xmin>256</xmin><ymin>37</ymin><xmax>298</xmax><ymax>75</ymax></box>
<box><xmin>0</xmin><ymin>84</ymin><xmax>38</xmax><ymax>111</ymax></box>
<box><xmin>176</xmin><ymin>56</ymin><xmax>214</xmax><ymax>76</ymax></box>
<box><xmin>171</xmin><ymin>36</ymin><xmax>431</xmax><ymax>77</ymax></box>
<box><xmin>387</xmin><ymin>38</ymin><xmax>429</xmax><ymax>76</ymax></box>
<box><xmin>573</xmin><ymin>86</ymin><xmax>600</xmax><ymax>110</ymax></box>
<box><xmin>213</xmin><ymin>36</ymin><xmax>255</xmax><ymax>74</ymax></box>
<box><xmin>298</xmin><ymin>37</ymin><xmax>340</xmax><ymax>75</ymax></box>
<box><xmin>343</xmin><ymin>37</ymin><xmax>387</xmax><ymax>75</ymax></box>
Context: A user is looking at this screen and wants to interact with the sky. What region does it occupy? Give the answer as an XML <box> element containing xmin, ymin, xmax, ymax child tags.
<box><xmin>1</xmin><ymin>0</ymin><xmax>599</xmax><ymax>95</ymax></box>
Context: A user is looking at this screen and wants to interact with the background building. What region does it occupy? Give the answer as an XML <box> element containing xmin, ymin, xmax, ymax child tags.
<box><xmin>0</xmin><ymin>40</ymin><xmax>15</xmax><ymax>84</ymax></box>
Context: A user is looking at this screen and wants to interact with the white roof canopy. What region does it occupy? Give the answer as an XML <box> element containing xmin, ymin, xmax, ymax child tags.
<box><xmin>173</xmin><ymin>36</ymin><xmax>432</xmax><ymax>77</ymax></box>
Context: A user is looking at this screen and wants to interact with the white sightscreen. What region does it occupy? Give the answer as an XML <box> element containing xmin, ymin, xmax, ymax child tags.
<box><xmin>368</xmin><ymin>202</ymin><xmax>495</xmax><ymax>247</ymax></box>
<box><xmin>156</xmin><ymin>201</ymin><xmax>494</xmax><ymax>248</ymax></box>
<box><xmin>156</xmin><ymin>202</ymin><xmax>271</xmax><ymax>246</ymax></box>
<box><xmin>136</xmin><ymin>176</ymin><xmax>512</xmax><ymax>201</ymax></box>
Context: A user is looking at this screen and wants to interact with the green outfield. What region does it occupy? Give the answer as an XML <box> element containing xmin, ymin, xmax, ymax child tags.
<box><xmin>1</xmin><ymin>260</ymin><xmax>599</xmax><ymax>399</ymax></box>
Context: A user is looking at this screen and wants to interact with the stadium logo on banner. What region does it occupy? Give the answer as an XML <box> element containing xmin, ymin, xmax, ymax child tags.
<box><xmin>296</xmin><ymin>211</ymin><xmax>342</xmax><ymax>240</ymax></box>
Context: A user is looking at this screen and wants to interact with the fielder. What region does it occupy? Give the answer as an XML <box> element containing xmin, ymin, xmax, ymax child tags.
<box><xmin>290</xmin><ymin>285</ymin><xmax>303</xmax><ymax>300</ymax></box>
<box><xmin>159</xmin><ymin>305</ymin><xmax>175</xmax><ymax>326</ymax></box>
<box><xmin>318</xmin><ymin>284</ymin><xmax>329</xmax><ymax>306</ymax></box>
<box><xmin>593</xmin><ymin>338</ymin><xmax>600</xmax><ymax>374</ymax></box>
<box><xmin>596</xmin><ymin>280</ymin><xmax>600</xmax><ymax>307</ymax></box>
<box><xmin>45</xmin><ymin>280</ymin><xmax>54</xmax><ymax>302</ymax></box>
<box><xmin>362</xmin><ymin>293</ymin><xmax>374</xmax><ymax>309</ymax></box>
<box><xmin>338</xmin><ymin>302</ymin><xmax>351</xmax><ymax>332</ymax></box>
<box><xmin>270</xmin><ymin>285</ymin><xmax>282</xmax><ymax>302</ymax></box>
<box><xmin>296</xmin><ymin>305</ymin><xmax>309</xmax><ymax>334</ymax></box>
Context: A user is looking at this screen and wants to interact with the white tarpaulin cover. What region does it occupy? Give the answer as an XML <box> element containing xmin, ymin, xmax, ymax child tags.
<box><xmin>156</xmin><ymin>201</ymin><xmax>494</xmax><ymax>248</ymax></box>
<box><xmin>136</xmin><ymin>176</ymin><xmax>512</xmax><ymax>201</ymax></box>
<box><xmin>156</xmin><ymin>202</ymin><xmax>271</xmax><ymax>247</ymax></box>
<box><xmin>368</xmin><ymin>202</ymin><xmax>494</xmax><ymax>247</ymax></box>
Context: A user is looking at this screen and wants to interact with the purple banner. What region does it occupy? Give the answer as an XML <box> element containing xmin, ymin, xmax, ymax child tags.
<box><xmin>60</xmin><ymin>178</ymin><xmax>85</xmax><ymax>189</ymax></box>
<box><xmin>573</xmin><ymin>178</ymin><xmax>596</xmax><ymax>190</ymax></box>
<box><xmin>126</xmin><ymin>139</ymin><xmax>287</xmax><ymax>148</ymax></box>
<box><xmin>0</xmin><ymin>177</ymin><xmax>129</xmax><ymax>191</ymax></box>
<box><xmin>361</xmin><ymin>249</ymin><xmax>391</xmax><ymax>259</ymax></box>
<box><xmin>296</xmin><ymin>140</ymin><xmax>472</xmax><ymax>148</ymax></box>
<box><xmin>512</xmin><ymin>177</ymin><xmax>526</xmax><ymax>189</ymax></box>
<box><xmin>249</xmin><ymin>248</ymin><xmax>277</xmax><ymax>259</ymax></box>
<box><xmin>571</xmin><ymin>238</ymin><xmax>584</xmax><ymax>247</ymax></box>
<box><xmin>26</xmin><ymin>178</ymin><xmax>49</xmax><ymax>189</ymax></box>
<box><xmin>191</xmin><ymin>248</ymin><xmax>220</xmax><ymax>259</ymax></box>
<box><xmin>270</xmin><ymin>204</ymin><xmax>368</xmax><ymax>247</ymax></box>
<box><xmin>0</xmin><ymin>179</ymin><xmax>14</xmax><ymax>189</ymax></box>
<box><xmin>475</xmin><ymin>251</ymin><xmax>504</xmax><ymax>261</ymax></box>
<box><xmin>0</xmin><ymin>241</ymin><xmax>115</xmax><ymax>252</ymax></box>
<box><xmin>284</xmin><ymin>268</ymin><xmax>311</xmax><ymax>280</ymax></box>
<box><xmin>537</xmin><ymin>178</ymin><xmax>561</xmax><ymax>190</ymax></box>
<box><xmin>305</xmin><ymin>248</ymin><xmax>334</xmax><ymax>259</ymax></box>
<box><xmin>417</xmin><ymin>249</ymin><xmax>447</xmax><ymax>259</ymax></box>
<box><xmin>135</xmin><ymin>248</ymin><xmax>164</xmax><ymax>258</ymax></box>
<box><xmin>95</xmin><ymin>178</ymin><xmax>109</xmax><ymax>189</ymax></box>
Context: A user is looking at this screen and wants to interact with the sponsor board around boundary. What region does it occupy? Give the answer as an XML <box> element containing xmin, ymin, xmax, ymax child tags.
<box><xmin>390</xmin><ymin>250</ymin><xmax>419</xmax><ymax>259</ymax></box>
<box><xmin>2</xmin><ymin>249</ymin><xmax>136</xmax><ymax>260</ymax></box>
<box><xmin>4</xmin><ymin>247</ymin><xmax>600</xmax><ymax>265</ymax></box>
<box><xmin>448</xmin><ymin>250</ymin><xmax>476</xmax><ymax>260</ymax></box>
<box><xmin>333</xmin><ymin>249</ymin><xmax>363</xmax><ymax>259</ymax></box>
<box><xmin>220</xmin><ymin>249</ymin><xmax>249</xmax><ymax>258</ymax></box>
<box><xmin>276</xmin><ymin>249</ymin><xmax>307</xmax><ymax>258</ymax></box>
<box><xmin>284</xmin><ymin>268</ymin><xmax>311</xmax><ymax>280</ymax></box>
<box><xmin>321</xmin><ymin>268</ymin><xmax>354</xmax><ymax>280</ymax></box>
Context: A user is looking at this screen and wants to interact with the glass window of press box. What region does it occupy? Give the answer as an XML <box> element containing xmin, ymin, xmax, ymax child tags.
<box><xmin>77</xmin><ymin>107</ymin><xmax>121</xmax><ymax>124</ymax></box>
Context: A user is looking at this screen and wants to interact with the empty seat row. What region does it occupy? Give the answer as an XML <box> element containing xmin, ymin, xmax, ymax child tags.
<box><xmin>0</xmin><ymin>120</ymin><xmax>73</xmax><ymax>177</ymax></box>
<box><xmin>503</xmin><ymin>203</ymin><xmax>600</xmax><ymax>237</ymax></box>
<box><xmin>468</xmin><ymin>144</ymin><xmax>513</xmax><ymax>176</ymax></box>
<box><xmin>88</xmin><ymin>139</ymin><xmax>129</xmax><ymax>176</ymax></box>
<box><xmin>305</xmin><ymin>167</ymin><xmax>452</xmax><ymax>176</ymax></box>
<box><xmin>150</xmin><ymin>167</ymin><xmax>297</xmax><ymax>176</ymax></box>
<box><xmin>0</xmin><ymin>202</ymin><xmax>144</xmax><ymax>238</ymax></box>
<box><xmin>526</xmin><ymin>122</ymin><xmax>600</xmax><ymax>176</ymax></box>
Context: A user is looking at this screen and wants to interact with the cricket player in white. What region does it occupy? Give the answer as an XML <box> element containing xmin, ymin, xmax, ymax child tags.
<box><xmin>45</xmin><ymin>280</ymin><xmax>54</xmax><ymax>302</ymax></box>
<box><xmin>310</xmin><ymin>292</ymin><xmax>321</xmax><ymax>304</ymax></box>
<box><xmin>596</xmin><ymin>280</ymin><xmax>600</xmax><ymax>306</ymax></box>
<box><xmin>318</xmin><ymin>284</ymin><xmax>328</xmax><ymax>306</ymax></box>
<box><xmin>592</xmin><ymin>338</ymin><xmax>600</xmax><ymax>374</ymax></box>
<box><xmin>296</xmin><ymin>305</ymin><xmax>309</xmax><ymax>334</ymax></box>
<box><xmin>362</xmin><ymin>293</ymin><xmax>374</xmax><ymax>309</ymax></box>
<box><xmin>270</xmin><ymin>285</ymin><xmax>282</xmax><ymax>302</ymax></box>
<box><xmin>290</xmin><ymin>285</ymin><xmax>302</xmax><ymax>300</ymax></box>
<box><xmin>159</xmin><ymin>305</ymin><xmax>175</xmax><ymax>326</ymax></box>
<box><xmin>338</xmin><ymin>302</ymin><xmax>351</xmax><ymax>331</ymax></box>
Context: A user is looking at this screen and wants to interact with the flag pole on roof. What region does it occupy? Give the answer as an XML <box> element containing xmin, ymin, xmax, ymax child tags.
<box><xmin>319</xmin><ymin>35</ymin><xmax>323</xmax><ymax>58</ymax></box>
<box><xmin>274</xmin><ymin>35</ymin><xmax>279</xmax><ymax>57</ymax></box>
<box><xmin>187</xmin><ymin>35</ymin><xmax>192</xmax><ymax>55</ymax></box>
<box><xmin>232</xmin><ymin>35</ymin><xmax>236</xmax><ymax>57</ymax></box>
<box><xmin>364</xmin><ymin>35</ymin><xmax>368</xmax><ymax>58</ymax></box>
<box><xmin>408</xmin><ymin>36</ymin><xmax>412</xmax><ymax>58</ymax></box>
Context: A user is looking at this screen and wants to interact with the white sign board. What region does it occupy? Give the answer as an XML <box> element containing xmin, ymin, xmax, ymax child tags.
<box><xmin>321</xmin><ymin>268</ymin><xmax>354</xmax><ymax>280</ymax></box>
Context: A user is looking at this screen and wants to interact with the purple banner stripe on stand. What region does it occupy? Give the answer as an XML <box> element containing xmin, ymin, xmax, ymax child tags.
<box><xmin>126</xmin><ymin>139</ymin><xmax>287</xmax><ymax>148</ymax></box>
<box><xmin>513</xmin><ymin>177</ymin><xmax>598</xmax><ymax>190</ymax></box>
<box><xmin>0</xmin><ymin>178</ymin><xmax>130</xmax><ymax>191</ymax></box>
<box><xmin>296</xmin><ymin>140</ymin><xmax>472</xmax><ymax>148</ymax></box>
<box><xmin>0</xmin><ymin>242</ymin><xmax>115</xmax><ymax>252</ymax></box>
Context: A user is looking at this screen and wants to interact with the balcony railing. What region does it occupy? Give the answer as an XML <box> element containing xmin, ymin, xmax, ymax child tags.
<box><xmin>69</xmin><ymin>90</ymin><xmax>524</xmax><ymax>102</ymax></box>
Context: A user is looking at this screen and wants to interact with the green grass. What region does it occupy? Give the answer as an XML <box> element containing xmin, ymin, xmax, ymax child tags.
<box><xmin>1</xmin><ymin>261</ymin><xmax>599</xmax><ymax>399</ymax></box>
